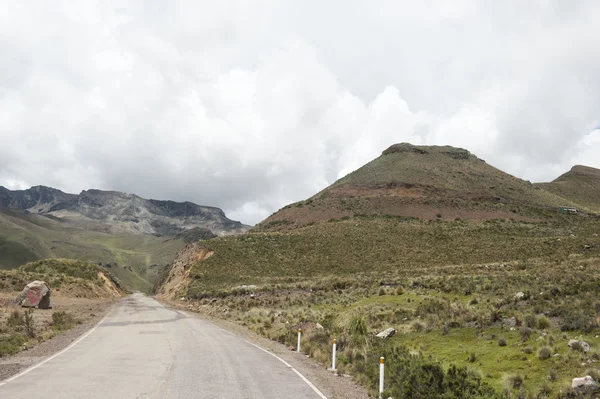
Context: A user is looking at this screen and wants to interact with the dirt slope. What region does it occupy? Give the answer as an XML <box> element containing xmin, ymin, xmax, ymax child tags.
<box><xmin>154</xmin><ymin>243</ymin><xmax>214</xmax><ymax>300</ymax></box>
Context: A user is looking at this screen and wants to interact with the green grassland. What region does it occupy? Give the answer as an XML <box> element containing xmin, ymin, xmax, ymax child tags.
<box><xmin>0</xmin><ymin>207</ymin><xmax>185</xmax><ymax>292</ymax></box>
<box><xmin>180</xmin><ymin>214</ymin><xmax>600</xmax><ymax>398</ymax></box>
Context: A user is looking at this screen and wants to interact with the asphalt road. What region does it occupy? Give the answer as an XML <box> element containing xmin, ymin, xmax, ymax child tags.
<box><xmin>0</xmin><ymin>294</ymin><xmax>326</xmax><ymax>399</ymax></box>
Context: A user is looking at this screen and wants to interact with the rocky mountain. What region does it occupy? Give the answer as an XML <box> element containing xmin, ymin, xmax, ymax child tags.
<box><xmin>256</xmin><ymin>143</ymin><xmax>571</xmax><ymax>231</ymax></box>
<box><xmin>0</xmin><ymin>186</ymin><xmax>249</xmax><ymax>236</ymax></box>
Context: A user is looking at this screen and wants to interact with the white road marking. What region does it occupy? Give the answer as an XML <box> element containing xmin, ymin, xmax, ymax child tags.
<box><xmin>211</xmin><ymin>324</ymin><xmax>328</xmax><ymax>399</ymax></box>
<box><xmin>0</xmin><ymin>308</ymin><xmax>114</xmax><ymax>387</ymax></box>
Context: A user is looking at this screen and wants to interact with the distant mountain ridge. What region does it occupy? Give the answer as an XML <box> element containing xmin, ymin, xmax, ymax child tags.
<box><xmin>0</xmin><ymin>185</ymin><xmax>249</xmax><ymax>236</ymax></box>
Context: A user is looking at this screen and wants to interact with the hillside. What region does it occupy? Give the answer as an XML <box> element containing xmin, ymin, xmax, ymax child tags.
<box><xmin>536</xmin><ymin>165</ymin><xmax>600</xmax><ymax>212</ymax></box>
<box><xmin>0</xmin><ymin>186</ymin><xmax>249</xmax><ymax>236</ymax></box>
<box><xmin>256</xmin><ymin>143</ymin><xmax>570</xmax><ymax>231</ymax></box>
<box><xmin>156</xmin><ymin>143</ymin><xmax>600</xmax><ymax>398</ymax></box>
<box><xmin>0</xmin><ymin>207</ymin><xmax>186</xmax><ymax>292</ymax></box>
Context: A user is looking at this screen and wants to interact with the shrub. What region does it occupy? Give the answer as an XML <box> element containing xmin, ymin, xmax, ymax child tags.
<box><xmin>23</xmin><ymin>309</ymin><xmax>35</xmax><ymax>338</ymax></box>
<box><xmin>506</xmin><ymin>373</ymin><xmax>524</xmax><ymax>389</ymax></box>
<box><xmin>520</xmin><ymin>327</ymin><xmax>532</xmax><ymax>342</ymax></box>
<box><xmin>523</xmin><ymin>347</ymin><xmax>534</xmax><ymax>355</ymax></box>
<box><xmin>498</xmin><ymin>338</ymin><xmax>507</xmax><ymax>347</ymax></box>
<box><xmin>525</xmin><ymin>314</ymin><xmax>536</xmax><ymax>328</ymax></box>
<box><xmin>537</xmin><ymin>316</ymin><xmax>551</xmax><ymax>330</ymax></box>
<box><xmin>52</xmin><ymin>311</ymin><xmax>77</xmax><ymax>332</ymax></box>
<box><xmin>538</xmin><ymin>346</ymin><xmax>552</xmax><ymax>360</ymax></box>
<box><xmin>7</xmin><ymin>310</ymin><xmax>23</xmax><ymax>328</ymax></box>
<box><xmin>396</xmin><ymin>286</ymin><xmax>404</xmax><ymax>295</ymax></box>
<box><xmin>378</xmin><ymin>288</ymin><xmax>386</xmax><ymax>296</ymax></box>
<box><xmin>411</xmin><ymin>321</ymin><xmax>425</xmax><ymax>333</ymax></box>
<box><xmin>347</xmin><ymin>316</ymin><xmax>368</xmax><ymax>336</ymax></box>
<box><xmin>548</xmin><ymin>368</ymin><xmax>558</xmax><ymax>381</ymax></box>
<box><xmin>467</xmin><ymin>352</ymin><xmax>477</xmax><ymax>363</ymax></box>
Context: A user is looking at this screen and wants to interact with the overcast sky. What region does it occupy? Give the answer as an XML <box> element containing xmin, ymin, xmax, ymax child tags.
<box><xmin>1</xmin><ymin>1</ymin><xmax>599</xmax><ymax>225</ymax></box>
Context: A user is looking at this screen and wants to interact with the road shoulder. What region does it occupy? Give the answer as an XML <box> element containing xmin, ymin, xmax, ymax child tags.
<box><xmin>0</xmin><ymin>295</ymin><xmax>117</xmax><ymax>381</ymax></box>
<box><xmin>163</xmin><ymin>299</ymin><xmax>369</xmax><ymax>399</ymax></box>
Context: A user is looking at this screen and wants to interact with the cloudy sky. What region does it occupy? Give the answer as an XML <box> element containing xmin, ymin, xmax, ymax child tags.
<box><xmin>1</xmin><ymin>1</ymin><xmax>599</xmax><ymax>224</ymax></box>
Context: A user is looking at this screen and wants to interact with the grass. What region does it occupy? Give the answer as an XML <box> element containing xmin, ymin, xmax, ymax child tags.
<box><xmin>173</xmin><ymin>212</ymin><xmax>600</xmax><ymax>398</ymax></box>
<box><xmin>0</xmin><ymin>207</ymin><xmax>186</xmax><ymax>291</ymax></box>
<box><xmin>0</xmin><ymin>259</ymin><xmax>123</xmax><ymax>297</ymax></box>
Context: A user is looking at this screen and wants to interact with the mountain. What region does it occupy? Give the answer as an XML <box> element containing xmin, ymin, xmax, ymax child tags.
<box><xmin>157</xmin><ymin>142</ymin><xmax>600</xmax><ymax>296</ymax></box>
<box><xmin>535</xmin><ymin>165</ymin><xmax>600</xmax><ymax>213</ymax></box>
<box><xmin>256</xmin><ymin>143</ymin><xmax>569</xmax><ymax>231</ymax></box>
<box><xmin>0</xmin><ymin>186</ymin><xmax>249</xmax><ymax>236</ymax></box>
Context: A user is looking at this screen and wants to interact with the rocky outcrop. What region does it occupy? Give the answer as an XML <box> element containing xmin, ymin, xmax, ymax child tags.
<box><xmin>15</xmin><ymin>281</ymin><xmax>51</xmax><ymax>309</ymax></box>
<box><xmin>154</xmin><ymin>243</ymin><xmax>214</xmax><ymax>300</ymax></box>
<box><xmin>0</xmin><ymin>186</ymin><xmax>250</xmax><ymax>237</ymax></box>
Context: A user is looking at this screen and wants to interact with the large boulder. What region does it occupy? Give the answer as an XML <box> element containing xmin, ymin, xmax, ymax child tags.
<box><xmin>572</xmin><ymin>376</ymin><xmax>597</xmax><ymax>389</ymax></box>
<box><xmin>15</xmin><ymin>281</ymin><xmax>51</xmax><ymax>309</ymax></box>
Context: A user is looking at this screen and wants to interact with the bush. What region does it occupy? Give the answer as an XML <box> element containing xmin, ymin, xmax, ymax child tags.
<box><xmin>523</xmin><ymin>347</ymin><xmax>534</xmax><ymax>354</ymax></box>
<box><xmin>506</xmin><ymin>373</ymin><xmax>524</xmax><ymax>389</ymax></box>
<box><xmin>396</xmin><ymin>286</ymin><xmax>404</xmax><ymax>295</ymax></box>
<box><xmin>537</xmin><ymin>316</ymin><xmax>551</xmax><ymax>330</ymax></box>
<box><xmin>498</xmin><ymin>338</ymin><xmax>507</xmax><ymax>347</ymax></box>
<box><xmin>548</xmin><ymin>368</ymin><xmax>558</xmax><ymax>381</ymax></box>
<box><xmin>411</xmin><ymin>321</ymin><xmax>425</xmax><ymax>333</ymax></box>
<box><xmin>538</xmin><ymin>346</ymin><xmax>552</xmax><ymax>360</ymax></box>
<box><xmin>7</xmin><ymin>310</ymin><xmax>23</xmax><ymax>328</ymax></box>
<box><xmin>23</xmin><ymin>309</ymin><xmax>35</xmax><ymax>338</ymax></box>
<box><xmin>520</xmin><ymin>327</ymin><xmax>532</xmax><ymax>342</ymax></box>
<box><xmin>52</xmin><ymin>311</ymin><xmax>77</xmax><ymax>332</ymax></box>
<box><xmin>347</xmin><ymin>316</ymin><xmax>368</xmax><ymax>336</ymax></box>
<box><xmin>378</xmin><ymin>288</ymin><xmax>386</xmax><ymax>296</ymax></box>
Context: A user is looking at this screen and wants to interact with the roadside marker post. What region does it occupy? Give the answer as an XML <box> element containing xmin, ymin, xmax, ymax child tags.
<box><xmin>379</xmin><ymin>357</ymin><xmax>385</xmax><ymax>398</ymax></box>
<box><xmin>297</xmin><ymin>329</ymin><xmax>302</xmax><ymax>353</ymax></box>
<box><xmin>331</xmin><ymin>339</ymin><xmax>337</xmax><ymax>371</ymax></box>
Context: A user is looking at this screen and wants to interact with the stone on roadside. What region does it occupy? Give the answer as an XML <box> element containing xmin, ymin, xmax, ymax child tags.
<box><xmin>376</xmin><ymin>327</ymin><xmax>397</xmax><ymax>339</ymax></box>
<box><xmin>15</xmin><ymin>280</ymin><xmax>51</xmax><ymax>309</ymax></box>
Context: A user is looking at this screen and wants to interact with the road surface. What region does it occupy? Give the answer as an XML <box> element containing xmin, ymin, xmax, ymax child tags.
<box><xmin>0</xmin><ymin>294</ymin><xmax>326</xmax><ymax>398</ymax></box>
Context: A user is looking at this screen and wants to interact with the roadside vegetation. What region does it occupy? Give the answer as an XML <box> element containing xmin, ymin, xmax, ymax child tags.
<box><xmin>0</xmin><ymin>259</ymin><xmax>122</xmax><ymax>358</ymax></box>
<box><xmin>177</xmin><ymin>215</ymin><xmax>600</xmax><ymax>398</ymax></box>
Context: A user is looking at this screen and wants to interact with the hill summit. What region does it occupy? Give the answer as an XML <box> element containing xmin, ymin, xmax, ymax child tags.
<box><xmin>257</xmin><ymin>143</ymin><xmax>572</xmax><ymax>231</ymax></box>
<box><xmin>536</xmin><ymin>165</ymin><xmax>600</xmax><ymax>212</ymax></box>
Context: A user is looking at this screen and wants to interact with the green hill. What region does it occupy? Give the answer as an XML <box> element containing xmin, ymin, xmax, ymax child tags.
<box><xmin>256</xmin><ymin>143</ymin><xmax>571</xmax><ymax>232</ymax></box>
<box><xmin>536</xmin><ymin>165</ymin><xmax>600</xmax><ymax>213</ymax></box>
<box><xmin>0</xmin><ymin>207</ymin><xmax>185</xmax><ymax>292</ymax></box>
<box><xmin>160</xmin><ymin>143</ymin><xmax>600</xmax><ymax>398</ymax></box>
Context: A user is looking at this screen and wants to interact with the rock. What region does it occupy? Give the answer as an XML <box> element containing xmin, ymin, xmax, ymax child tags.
<box><xmin>315</xmin><ymin>323</ymin><xmax>324</xmax><ymax>330</ymax></box>
<box><xmin>584</xmin><ymin>245</ymin><xmax>592</xmax><ymax>250</ymax></box>
<box><xmin>376</xmin><ymin>328</ymin><xmax>397</xmax><ymax>339</ymax></box>
<box><xmin>15</xmin><ymin>281</ymin><xmax>51</xmax><ymax>309</ymax></box>
<box><xmin>502</xmin><ymin>317</ymin><xmax>517</xmax><ymax>327</ymax></box>
<box><xmin>569</xmin><ymin>339</ymin><xmax>591</xmax><ymax>353</ymax></box>
<box><xmin>515</xmin><ymin>292</ymin><xmax>525</xmax><ymax>300</ymax></box>
<box><xmin>572</xmin><ymin>376</ymin><xmax>598</xmax><ymax>389</ymax></box>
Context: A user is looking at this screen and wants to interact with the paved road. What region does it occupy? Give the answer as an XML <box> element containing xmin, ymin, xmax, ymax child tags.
<box><xmin>0</xmin><ymin>294</ymin><xmax>325</xmax><ymax>398</ymax></box>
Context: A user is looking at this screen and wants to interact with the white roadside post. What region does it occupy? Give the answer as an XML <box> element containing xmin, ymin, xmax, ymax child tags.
<box><xmin>297</xmin><ymin>328</ymin><xmax>302</xmax><ymax>353</ymax></box>
<box><xmin>330</xmin><ymin>339</ymin><xmax>337</xmax><ymax>371</ymax></box>
<box><xmin>379</xmin><ymin>357</ymin><xmax>385</xmax><ymax>398</ymax></box>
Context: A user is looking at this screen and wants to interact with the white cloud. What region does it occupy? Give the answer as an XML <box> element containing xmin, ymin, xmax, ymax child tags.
<box><xmin>1</xmin><ymin>1</ymin><xmax>600</xmax><ymax>224</ymax></box>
